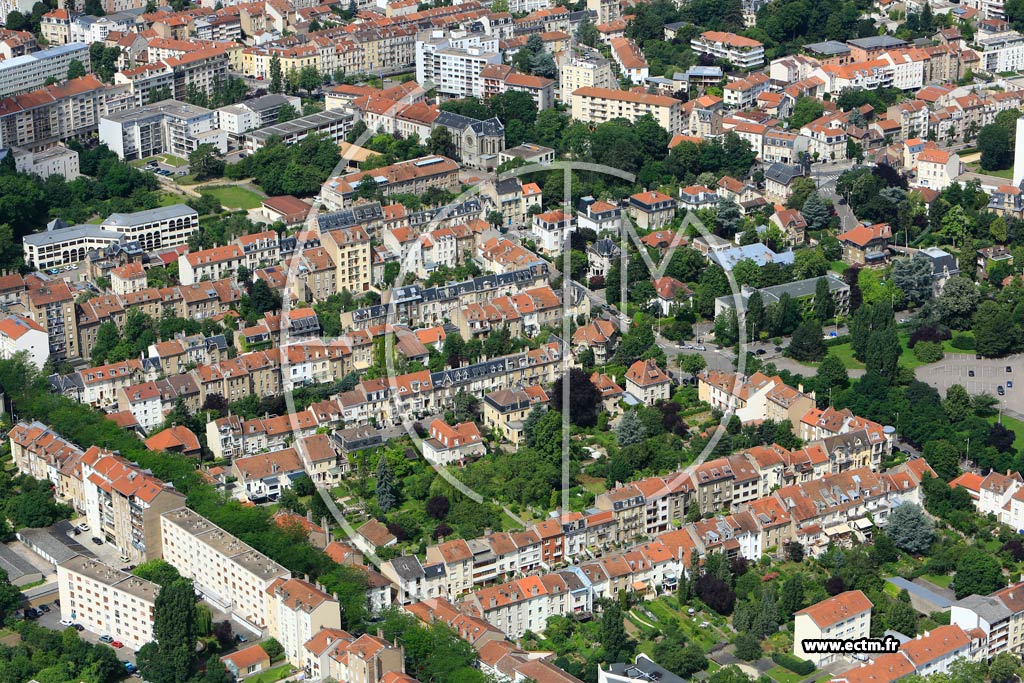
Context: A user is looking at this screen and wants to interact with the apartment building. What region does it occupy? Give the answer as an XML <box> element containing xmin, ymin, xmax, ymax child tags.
<box><xmin>320</xmin><ymin>156</ymin><xmax>460</xmax><ymax>209</ymax></box>
<box><xmin>690</xmin><ymin>31</ymin><xmax>765</xmax><ymax>69</ymax></box>
<box><xmin>951</xmin><ymin>582</ymin><xmax>1024</xmax><ymax>657</ymax></box>
<box><xmin>415</xmin><ymin>29</ymin><xmax>501</xmax><ymax>99</ymax></box>
<box><xmin>0</xmin><ymin>43</ymin><xmax>90</xmax><ymax>97</ymax></box>
<box><xmin>913</xmin><ymin>146</ymin><xmax>963</xmax><ymax>191</ymax></box>
<box><xmin>161</xmin><ymin>507</ymin><xmax>291</xmax><ymax>630</ymax></box>
<box><xmin>102</xmin><ymin>204</ymin><xmax>199</xmax><ymax>252</ymax></box>
<box><xmin>81</xmin><ymin>450</ymin><xmax>184</xmax><ymax>562</ymax></box>
<box><xmin>23</xmin><ymin>279</ymin><xmax>78</xmax><ymax>359</ymax></box>
<box><xmin>837</xmin><ymin>222</ymin><xmax>892</xmax><ymax>267</ymax></box>
<box><xmin>8</xmin><ymin>420</ymin><xmax>85</xmax><ymax>505</ymax></box>
<box><xmin>321</xmin><ymin>226</ymin><xmax>372</xmax><ymax>294</ymax></box>
<box><xmin>245</xmin><ymin>109</ymin><xmax>356</xmax><ymax>153</ymax></box>
<box><xmin>11</xmin><ymin>144</ymin><xmax>80</xmax><ymax>180</ymax></box>
<box><xmin>0</xmin><ymin>314</ymin><xmax>48</xmax><ymax>369</ymax></box>
<box><xmin>794</xmin><ymin>591</ymin><xmax>873</xmax><ymax>666</ymax></box>
<box><xmin>215</xmin><ymin>93</ymin><xmax>301</xmax><ymax>136</ymax></box>
<box><xmin>558</xmin><ymin>50</ymin><xmax>614</xmax><ymax>103</ymax></box>
<box><xmin>178</xmin><ymin>245</ymin><xmax>245</xmax><ymax>285</ymax></box>
<box><xmin>571</xmin><ymin>87</ymin><xmax>684</xmax><ymax>135</ymax></box>
<box><xmin>99</xmin><ymin>100</ymin><xmax>227</xmax><ymax>162</ymax></box>
<box><xmin>232</xmin><ymin>448</ymin><xmax>305</xmax><ymax>501</ymax></box>
<box><xmin>265</xmin><ymin>577</ymin><xmax>341</xmax><ymax>666</ymax></box>
<box><xmin>609</xmin><ymin>37</ymin><xmax>648</xmax><ymax>84</ymax></box>
<box><xmin>57</xmin><ymin>556</ymin><xmax>159</xmax><ymax>650</ymax></box>
<box><xmin>23</xmin><ymin>222</ymin><xmax>124</xmax><ymax>270</ymax></box>
<box><xmin>482</xmin><ymin>385</ymin><xmax>549</xmax><ymax>446</ymax></box>
<box><xmin>462</xmin><ymin>575</ymin><xmax>553</xmax><ymax>639</ymax></box>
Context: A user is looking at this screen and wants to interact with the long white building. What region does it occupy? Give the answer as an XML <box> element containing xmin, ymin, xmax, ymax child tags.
<box><xmin>57</xmin><ymin>556</ymin><xmax>160</xmax><ymax>650</ymax></box>
<box><xmin>160</xmin><ymin>507</ymin><xmax>290</xmax><ymax>630</ymax></box>
<box><xmin>0</xmin><ymin>43</ymin><xmax>90</xmax><ymax>97</ymax></box>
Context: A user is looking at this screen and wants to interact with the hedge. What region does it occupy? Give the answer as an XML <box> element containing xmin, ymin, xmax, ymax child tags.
<box><xmin>772</xmin><ymin>653</ymin><xmax>815</xmax><ymax>675</ymax></box>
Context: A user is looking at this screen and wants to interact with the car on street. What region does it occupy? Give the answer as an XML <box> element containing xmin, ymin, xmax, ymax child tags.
<box><xmin>38</xmin><ymin>604</ymin><xmax>49</xmax><ymax>613</ymax></box>
<box><xmin>99</xmin><ymin>635</ymin><xmax>114</xmax><ymax>644</ymax></box>
<box><xmin>48</xmin><ymin>268</ymin><xmax>60</xmax><ymax>275</ymax></box>
<box><xmin>24</xmin><ymin>609</ymin><xmax>39</xmax><ymax>619</ymax></box>
<box><xmin>111</xmin><ymin>641</ymin><xmax>124</xmax><ymax>649</ymax></box>
<box><xmin>998</xmin><ymin>386</ymin><xmax>1005</xmax><ymax>396</ymax></box>
<box><xmin>969</xmin><ymin>370</ymin><xmax>975</xmax><ymax>377</ymax></box>
<box><xmin>1009</xmin><ymin>381</ymin><xmax>1014</xmax><ymax>389</ymax></box>
<box><xmin>694</xmin><ymin>345</ymin><xmax>706</xmax><ymax>351</ymax></box>
<box><xmin>73</xmin><ymin>624</ymin><xmax>84</xmax><ymax>631</ymax></box>
<box><xmin>755</xmin><ymin>349</ymin><xmax>766</xmax><ymax>355</ymax></box>
<box><xmin>1007</xmin><ymin>366</ymin><xmax>1013</xmax><ymax>373</ymax></box>
<box><xmin>235</xmin><ymin>634</ymin><xmax>248</xmax><ymax>643</ymax></box>
<box><xmin>60</xmin><ymin>618</ymin><xmax>73</xmax><ymax>627</ymax></box>
<box><xmin>91</xmin><ymin>537</ymin><xmax>103</xmax><ymax>545</ymax></box>
<box><xmin>125</xmin><ymin>663</ymin><xmax>137</xmax><ymax>673</ymax></box>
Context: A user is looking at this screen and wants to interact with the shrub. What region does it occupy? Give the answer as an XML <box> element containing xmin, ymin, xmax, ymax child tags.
<box><xmin>951</xmin><ymin>333</ymin><xmax>975</xmax><ymax>350</ymax></box>
<box><xmin>913</xmin><ymin>341</ymin><xmax>944</xmax><ymax>363</ymax></box>
<box><xmin>772</xmin><ymin>653</ymin><xmax>815</xmax><ymax>675</ymax></box>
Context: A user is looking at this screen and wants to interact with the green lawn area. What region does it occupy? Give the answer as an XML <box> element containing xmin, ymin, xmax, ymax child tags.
<box><xmin>828</xmin><ymin>331</ymin><xmax>972</xmax><ymax>371</ymax></box>
<box><xmin>202</xmin><ymin>185</ymin><xmax>264</xmax><ymax>210</ymax></box>
<box><xmin>160</xmin><ymin>154</ymin><xmax>188</xmax><ymax>167</ymax></box>
<box><xmin>922</xmin><ymin>573</ymin><xmax>953</xmax><ymax>588</ymax></box>
<box><xmin>829</xmin><ymin>260</ymin><xmax>847</xmax><ymax>274</ymax></box>
<box><xmin>989</xmin><ymin>414</ymin><xmax>1024</xmax><ymax>450</ymax></box>
<box><xmin>246</xmin><ymin>664</ymin><xmax>292</xmax><ymax>683</ymax></box>
<box><xmin>768</xmin><ymin>666</ymin><xmax>814</xmax><ymax>683</ymax></box>
<box><xmin>158</xmin><ymin>193</ymin><xmax>184</xmax><ymax>206</ymax></box>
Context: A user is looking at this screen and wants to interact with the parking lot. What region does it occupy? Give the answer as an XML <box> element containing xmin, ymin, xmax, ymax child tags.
<box><xmin>917</xmin><ymin>353</ymin><xmax>1024</xmax><ymax>414</ymax></box>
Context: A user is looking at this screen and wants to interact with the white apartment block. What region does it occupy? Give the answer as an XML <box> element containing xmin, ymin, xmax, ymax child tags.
<box><xmin>571</xmin><ymin>87</ymin><xmax>683</xmax><ymax>135</ymax></box>
<box><xmin>101</xmin><ymin>204</ymin><xmax>199</xmax><ymax>252</ymax></box>
<box><xmin>12</xmin><ymin>144</ymin><xmax>80</xmax><ymax>180</ymax></box>
<box><xmin>0</xmin><ymin>315</ymin><xmax>48</xmax><ymax>369</ymax></box>
<box><xmin>178</xmin><ymin>245</ymin><xmax>245</xmax><ymax>286</ymax></box>
<box><xmin>0</xmin><ymin>43</ymin><xmax>90</xmax><ymax>97</ymax></box>
<box><xmin>793</xmin><ymin>590</ymin><xmax>873</xmax><ymax>666</ymax></box>
<box><xmin>99</xmin><ymin>100</ymin><xmax>227</xmax><ymax>162</ymax></box>
<box><xmin>23</xmin><ymin>223</ymin><xmax>124</xmax><ymax>270</ymax></box>
<box><xmin>58</xmin><ymin>556</ymin><xmax>159</xmax><ymax>650</ymax></box>
<box><xmin>690</xmin><ymin>31</ymin><xmax>765</xmax><ymax>70</ymax></box>
<box><xmin>415</xmin><ymin>29</ymin><xmax>501</xmax><ymax>99</ymax></box>
<box><xmin>558</xmin><ymin>52</ymin><xmax>614</xmax><ymax>103</ymax></box>
<box><xmin>265</xmin><ymin>578</ymin><xmax>341</xmax><ymax>666</ymax></box>
<box><xmin>161</xmin><ymin>507</ymin><xmax>291</xmax><ymax>630</ymax></box>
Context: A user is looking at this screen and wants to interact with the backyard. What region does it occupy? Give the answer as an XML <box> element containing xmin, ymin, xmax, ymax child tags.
<box><xmin>201</xmin><ymin>185</ymin><xmax>265</xmax><ymax>210</ymax></box>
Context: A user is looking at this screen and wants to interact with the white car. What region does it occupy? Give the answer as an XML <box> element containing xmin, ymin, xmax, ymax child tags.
<box><xmin>60</xmin><ymin>618</ymin><xmax>74</xmax><ymax>627</ymax></box>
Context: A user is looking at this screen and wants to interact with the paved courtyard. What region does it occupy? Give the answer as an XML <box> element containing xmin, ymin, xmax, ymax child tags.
<box><xmin>916</xmin><ymin>353</ymin><xmax>1024</xmax><ymax>417</ymax></box>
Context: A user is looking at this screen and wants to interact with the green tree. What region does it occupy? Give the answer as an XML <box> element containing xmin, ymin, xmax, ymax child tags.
<box><xmin>979</xmin><ymin>120</ymin><xmax>1013</xmax><ymax>171</ymax></box>
<box><xmin>943</xmin><ymin>384</ymin><xmax>973</xmax><ymax>423</ymax></box>
<box><xmin>937</xmin><ymin>277</ymin><xmax>980</xmax><ymax>331</ymax></box>
<box><xmin>599</xmin><ymin>601</ymin><xmax>635</xmax><ymax>664</ymax></box>
<box><xmin>269</xmin><ymin>54</ymin><xmax>282</xmax><ymax>94</ymax></box>
<box><xmin>139</xmin><ymin>579</ymin><xmax>198</xmax><ymax>683</ymax></box>
<box><xmin>133</xmin><ymin>559</ymin><xmax>181</xmax><ymax>586</ymax></box>
<box><xmin>551</xmin><ymin>367</ymin><xmax>604</xmax><ymax>427</ymax></box>
<box><xmin>890</xmin><ymin>254</ymin><xmax>936</xmax><ymax>307</ymax></box>
<box><xmin>789</xmin><ymin>97</ymin><xmax>825</xmax><ymax>130</ymax></box>
<box><xmin>817</xmin><ymin>353</ymin><xmax>849</xmax><ymax>396</ymax></box>
<box><xmin>376</xmin><ymin>454</ymin><xmax>397</xmax><ymax>513</ymax></box>
<box><xmin>733</xmin><ymin>632</ymin><xmax>762</xmax><ymax>661</ymax></box>
<box><xmin>865</xmin><ymin>323</ymin><xmax>900</xmax><ymax>383</ymax></box>
<box><xmin>67</xmin><ymin>59</ymin><xmax>86</xmax><ymax>80</ymax></box>
<box><xmin>188</xmin><ymin>143</ymin><xmax>225</xmax><ymax>181</ymax></box>
<box><xmin>940</xmin><ymin>204</ymin><xmax>972</xmax><ymax>247</ymax></box>
<box><xmin>954</xmin><ymin>547</ymin><xmax>1005</xmax><ymax>598</ymax></box>
<box><xmin>0</xmin><ymin>569</ymin><xmax>22</xmax><ymax>623</ymax></box>
<box><xmin>813</xmin><ymin>277</ymin><xmax>835</xmax><ymax>322</ymax></box>
<box><xmin>787</xmin><ymin>319</ymin><xmax>826</xmax><ymax>362</ymax></box>
<box><xmin>886</xmin><ymin>503</ymin><xmax>934</xmax><ymax>554</ymax></box>
<box><xmin>989</xmin><ymin>653</ymin><xmax>1021</xmax><ymax>683</ymax></box>
<box><xmin>779</xmin><ymin>574</ymin><xmax>805</xmax><ymax>615</ymax></box>
<box><xmin>801</xmin><ymin>191</ymin><xmax>833</xmax><ymax>231</ymax></box>
<box><xmin>974</xmin><ymin>301</ymin><xmax>1018</xmax><ymax>357</ymax></box>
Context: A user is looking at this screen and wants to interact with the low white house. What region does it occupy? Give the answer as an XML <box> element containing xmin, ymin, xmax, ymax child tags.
<box><xmin>0</xmin><ymin>314</ymin><xmax>49</xmax><ymax>369</ymax></box>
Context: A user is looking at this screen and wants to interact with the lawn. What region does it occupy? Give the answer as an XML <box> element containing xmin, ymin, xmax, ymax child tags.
<box><xmin>828</xmin><ymin>332</ymin><xmax>971</xmax><ymax>371</ymax></box>
<box><xmin>202</xmin><ymin>185</ymin><xmax>264</xmax><ymax>210</ymax></box>
<box><xmin>246</xmin><ymin>664</ymin><xmax>293</xmax><ymax>683</ymax></box>
<box><xmin>160</xmin><ymin>154</ymin><xmax>188</xmax><ymax>167</ymax></box>
<box><xmin>158</xmin><ymin>193</ymin><xmax>184</xmax><ymax>207</ymax></box>
<box><xmin>768</xmin><ymin>666</ymin><xmax>814</xmax><ymax>683</ymax></box>
<box><xmin>922</xmin><ymin>573</ymin><xmax>953</xmax><ymax>588</ymax></box>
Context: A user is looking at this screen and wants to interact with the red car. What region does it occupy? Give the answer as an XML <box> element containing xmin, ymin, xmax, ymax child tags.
<box><xmin>111</xmin><ymin>641</ymin><xmax>124</xmax><ymax>649</ymax></box>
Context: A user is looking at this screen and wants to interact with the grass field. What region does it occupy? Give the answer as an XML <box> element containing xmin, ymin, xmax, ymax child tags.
<box><xmin>922</xmin><ymin>573</ymin><xmax>953</xmax><ymax>588</ymax></box>
<box><xmin>158</xmin><ymin>193</ymin><xmax>184</xmax><ymax>206</ymax></box>
<box><xmin>246</xmin><ymin>664</ymin><xmax>292</xmax><ymax>683</ymax></box>
<box><xmin>768</xmin><ymin>666</ymin><xmax>813</xmax><ymax>683</ymax></box>
<box><xmin>202</xmin><ymin>185</ymin><xmax>264</xmax><ymax>210</ymax></box>
<box><xmin>828</xmin><ymin>331</ymin><xmax>974</xmax><ymax>370</ymax></box>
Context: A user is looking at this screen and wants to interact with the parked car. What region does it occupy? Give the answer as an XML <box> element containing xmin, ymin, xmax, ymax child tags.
<box><xmin>24</xmin><ymin>609</ymin><xmax>39</xmax><ymax>619</ymax></box>
<box><xmin>91</xmin><ymin>537</ymin><xmax>103</xmax><ymax>546</ymax></box>
<box><xmin>755</xmin><ymin>349</ymin><xmax>766</xmax><ymax>356</ymax></box>
<box><xmin>1008</xmin><ymin>381</ymin><xmax>1014</xmax><ymax>389</ymax></box>
<box><xmin>73</xmin><ymin>624</ymin><xmax>84</xmax><ymax>631</ymax></box>
<box><xmin>38</xmin><ymin>604</ymin><xmax>49</xmax><ymax>613</ymax></box>
<box><xmin>99</xmin><ymin>635</ymin><xmax>114</xmax><ymax>644</ymax></box>
<box><xmin>694</xmin><ymin>345</ymin><xmax>706</xmax><ymax>351</ymax></box>
<box><xmin>60</xmin><ymin>618</ymin><xmax>74</xmax><ymax>627</ymax></box>
<box><xmin>998</xmin><ymin>386</ymin><xmax>1005</xmax><ymax>395</ymax></box>
<box><xmin>125</xmin><ymin>663</ymin><xmax>137</xmax><ymax>673</ymax></box>
<box><xmin>1007</xmin><ymin>366</ymin><xmax>1013</xmax><ymax>373</ymax></box>
<box><xmin>235</xmin><ymin>634</ymin><xmax>248</xmax><ymax>643</ymax></box>
<box><xmin>111</xmin><ymin>641</ymin><xmax>124</xmax><ymax>649</ymax></box>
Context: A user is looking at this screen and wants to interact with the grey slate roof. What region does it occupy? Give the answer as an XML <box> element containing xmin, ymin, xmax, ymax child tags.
<box><xmin>23</xmin><ymin>224</ymin><xmax>123</xmax><ymax>247</ymax></box>
<box><xmin>103</xmin><ymin>204</ymin><xmax>196</xmax><ymax>227</ymax></box>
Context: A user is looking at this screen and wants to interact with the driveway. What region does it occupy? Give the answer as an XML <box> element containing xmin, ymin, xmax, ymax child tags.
<box><xmin>916</xmin><ymin>353</ymin><xmax>1024</xmax><ymax>418</ymax></box>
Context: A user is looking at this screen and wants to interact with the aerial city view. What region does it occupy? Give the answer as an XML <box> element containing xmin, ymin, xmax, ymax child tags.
<box><xmin>3</xmin><ymin>0</ymin><xmax>1024</xmax><ymax>681</ymax></box>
